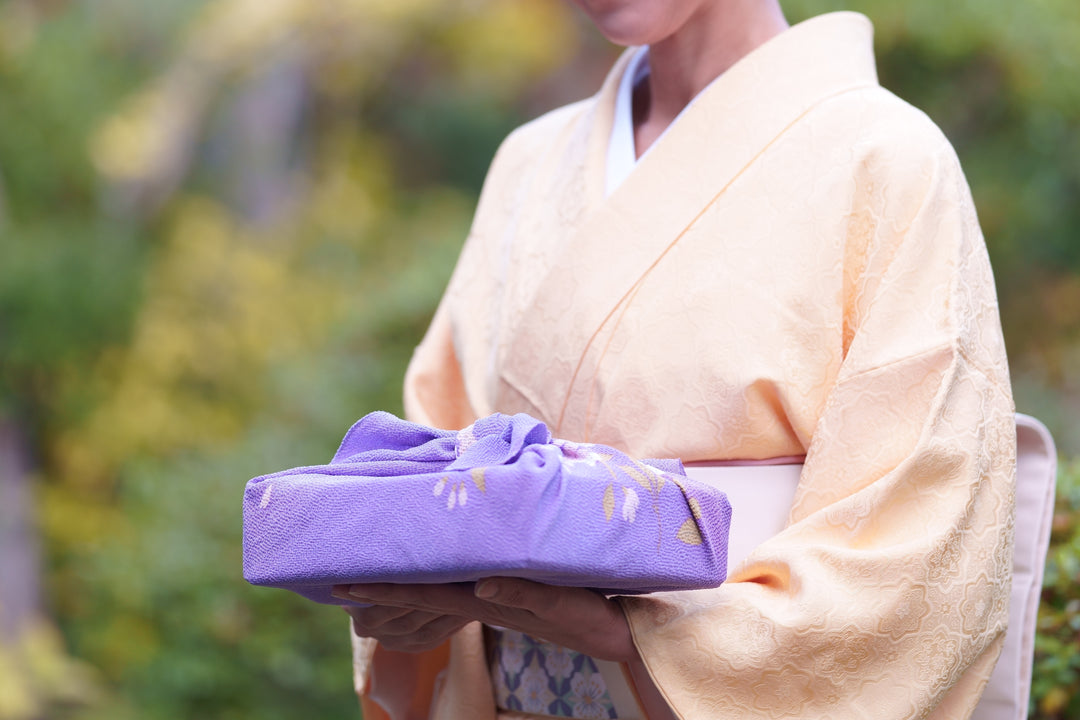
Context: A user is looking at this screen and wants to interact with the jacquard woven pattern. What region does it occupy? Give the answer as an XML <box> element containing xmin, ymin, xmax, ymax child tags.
<box><xmin>242</xmin><ymin>412</ymin><xmax>731</xmax><ymax>605</ymax></box>
<box><xmin>491</xmin><ymin>629</ymin><xmax>616</xmax><ymax>719</ymax></box>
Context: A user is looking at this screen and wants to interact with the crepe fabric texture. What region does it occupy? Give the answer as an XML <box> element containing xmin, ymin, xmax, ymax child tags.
<box><xmin>351</xmin><ymin>12</ymin><xmax>1016</xmax><ymax>720</ymax></box>
<box><xmin>242</xmin><ymin>411</ymin><xmax>731</xmax><ymax>601</ymax></box>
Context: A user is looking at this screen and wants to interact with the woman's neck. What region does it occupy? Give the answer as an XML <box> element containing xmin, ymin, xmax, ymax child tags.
<box><xmin>633</xmin><ymin>0</ymin><xmax>788</xmax><ymax>157</ymax></box>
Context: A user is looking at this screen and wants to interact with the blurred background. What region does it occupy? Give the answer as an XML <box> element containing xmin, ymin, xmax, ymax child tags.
<box><xmin>0</xmin><ymin>0</ymin><xmax>1077</xmax><ymax>718</ymax></box>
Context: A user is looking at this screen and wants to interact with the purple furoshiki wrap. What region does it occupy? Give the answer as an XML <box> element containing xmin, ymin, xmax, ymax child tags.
<box><xmin>242</xmin><ymin>412</ymin><xmax>732</xmax><ymax>605</ymax></box>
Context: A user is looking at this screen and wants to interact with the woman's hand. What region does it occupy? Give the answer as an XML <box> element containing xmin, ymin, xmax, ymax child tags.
<box><xmin>337</xmin><ymin>601</ymin><xmax>472</xmax><ymax>654</ymax></box>
<box><xmin>331</xmin><ymin>578</ymin><xmax>638</xmax><ymax>662</ymax></box>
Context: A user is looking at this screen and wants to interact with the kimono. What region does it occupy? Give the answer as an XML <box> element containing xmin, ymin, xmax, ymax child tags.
<box><xmin>352</xmin><ymin>11</ymin><xmax>1016</xmax><ymax>720</ymax></box>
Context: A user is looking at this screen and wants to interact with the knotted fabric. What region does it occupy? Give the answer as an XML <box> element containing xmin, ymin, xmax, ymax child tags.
<box><xmin>243</xmin><ymin>412</ymin><xmax>731</xmax><ymax>604</ymax></box>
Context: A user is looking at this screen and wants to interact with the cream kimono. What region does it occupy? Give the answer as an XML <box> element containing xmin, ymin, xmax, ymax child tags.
<box><xmin>354</xmin><ymin>12</ymin><xmax>1016</xmax><ymax>720</ymax></box>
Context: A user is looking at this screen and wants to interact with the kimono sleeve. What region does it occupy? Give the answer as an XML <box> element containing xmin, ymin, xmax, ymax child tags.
<box><xmin>401</xmin><ymin>111</ymin><xmax>555</xmax><ymax>430</ymax></box>
<box><xmin>621</xmin><ymin>132</ymin><xmax>1016</xmax><ymax>719</ymax></box>
<box><xmin>403</xmin><ymin>296</ymin><xmax>476</xmax><ymax>429</ymax></box>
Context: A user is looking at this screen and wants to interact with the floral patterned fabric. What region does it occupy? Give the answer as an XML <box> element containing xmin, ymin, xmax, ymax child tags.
<box><xmin>491</xmin><ymin>629</ymin><xmax>616</xmax><ymax>719</ymax></box>
<box><xmin>243</xmin><ymin>411</ymin><xmax>731</xmax><ymax>604</ymax></box>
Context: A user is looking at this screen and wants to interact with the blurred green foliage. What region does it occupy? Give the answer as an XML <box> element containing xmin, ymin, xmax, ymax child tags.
<box><xmin>1034</xmin><ymin>459</ymin><xmax>1080</xmax><ymax>719</ymax></box>
<box><xmin>1</xmin><ymin>0</ymin><xmax>577</xmax><ymax>717</ymax></box>
<box><xmin>0</xmin><ymin>0</ymin><xmax>1076</xmax><ymax>718</ymax></box>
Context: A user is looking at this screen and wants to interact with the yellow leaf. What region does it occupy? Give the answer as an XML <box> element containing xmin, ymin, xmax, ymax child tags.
<box><xmin>689</xmin><ymin>497</ymin><xmax>702</xmax><ymax>520</ymax></box>
<box><xmin>470</xmin><ymin>467</ymin><xmax>486</xmax><ymax>493</ymax></box>
<box><xmin>621</xmin><ymin>465</ymin><xmax>653</xmax><ymax>492</ymax></box>
<box><xmin>1041</xmin><ymin>686</ymin><xmax>1069</xmax><ymax>715</ymax></box>
<box><xmin>633</xmin><ymin>459</ymin><xmax>664</xmax><ymax>491</ymax></box>
<box><xmin>676</xmin><ymin>519</ymin><xmax>702</xmax><ymax>546</ymax></box>
<box><xmin>603</xmin><ymin>484</ymin><xmax>614</xmax><ymax>521</ymax></box>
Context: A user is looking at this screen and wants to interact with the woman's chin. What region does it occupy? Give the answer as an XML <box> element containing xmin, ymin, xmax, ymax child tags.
<box><xmin>573</xmin><ymin>2</ymin><xmax>676</xmax><ymax>47</ymax></box>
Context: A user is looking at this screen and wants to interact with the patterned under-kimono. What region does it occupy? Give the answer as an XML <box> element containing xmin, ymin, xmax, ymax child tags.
<box><xmin>351</xmin><ymin>11</ymin><xmax>1016</xmax><ymax>720</ymax></box>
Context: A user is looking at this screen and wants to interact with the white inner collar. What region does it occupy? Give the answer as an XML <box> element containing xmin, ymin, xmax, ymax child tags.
<box><xmin>604</xmin><ymin>46</ymin><xmax>728</xmax><ymax>198</ymax></box>
<box><xmin>605</xmin><ymin>46</ymin><xmax>651</xmax><ymax>198</ymax></box>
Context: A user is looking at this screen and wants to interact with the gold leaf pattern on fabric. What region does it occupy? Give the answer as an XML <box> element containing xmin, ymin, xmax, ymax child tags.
<box><xmin>471</xmin><ymin>467</ymin><xmax>486</xmax><ymax>493</ymax></box>
<box><xmin>632</xmin><ymin>459</ymin><xmax>665</xmax><ymax>491</ymax></box>
<box><xmin>620</xmin><ymin>464</ymin><xmax>653</xmax><ymax>492</ymax></box>
<box><xmin>676</xmin><ymin>519</ymin><xmax>702</xmax><ymax>545</ymax></box>
<box><xmin>602</xmin><ymin>484</ymin><xmax>614</xmax><ymax>521</ymax></box>
<box><xmin>688</xmin><ymin>497</ymin><xmax>702</xmax><ymax>521</ymax></box>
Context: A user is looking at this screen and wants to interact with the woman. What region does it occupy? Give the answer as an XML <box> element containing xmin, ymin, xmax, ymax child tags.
<box><xmin>332</xmin><ymin>1</ymin><xmax>1016</xmax><ymax>718</ymax></box>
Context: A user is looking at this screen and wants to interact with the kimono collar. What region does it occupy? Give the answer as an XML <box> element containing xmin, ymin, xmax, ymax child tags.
<box><xmin>606</xmin><ymin>45</ymin><xmax>649</xmax><ymax>197</ymax></box>
<box><xmin>498</xmin><ymin>12</ymin><xmax>881</xmax><ymax>438</ymax></box>
<box><xmin>583</xmin><ymin>11</ymin><xmax>878</xmax><ymax>206</ymax></box>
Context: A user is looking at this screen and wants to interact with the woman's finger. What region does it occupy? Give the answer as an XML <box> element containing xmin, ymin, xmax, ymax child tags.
<box><xmin>475</xmin><ymin>577</ymin><xmax>615</xmax><ymax>624</ymax></box>
<box><xmin>339</xmin><ymin>580</ymin><xmax>636</xmax><ymax>661</ymax></box>
<box><xmin>347</xmin><ymin>605</ymin><xmax>445</xmax><ymax>637</ymax></box>
<box><xmin>474</xmin><ymin>577</ymin><xmax>578</xmax><ymax>615</ymax></box>
<box><xmin>345</xmin><ymin>603</ymin><xmax>413</xmax><ymax>630</ymax></box>
<box><xmin>342</xmin><ymin>582</ymin><xmax>480</xmax><ymax>614</ymax></box>
<box><xmin>377</xmin><ymin>614</ymin><xmax>473</xmax><ymax>654</ymax></box>
<box><xmin>343</xmin><ymin>581</ymin><xmax>550</xmax><ymax>637</ymax></box>
<box><xmin>475</xmin><ymin>578</ymin><xmax>636</xmax><ymax>661</ymax></box>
